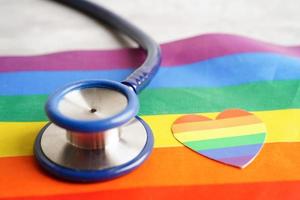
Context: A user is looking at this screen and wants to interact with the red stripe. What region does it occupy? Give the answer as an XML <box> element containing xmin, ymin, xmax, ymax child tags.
<box><xmin>3</xmin><ymin>181</ymin><xmax>300</xmax><ymax>200</ymax></box>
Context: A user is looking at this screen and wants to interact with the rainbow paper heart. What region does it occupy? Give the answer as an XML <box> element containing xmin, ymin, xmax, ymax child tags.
<box><xmin>171</xmin><ymin>109</ymin><xmax>266</xmax><ymax>168</ymax></box>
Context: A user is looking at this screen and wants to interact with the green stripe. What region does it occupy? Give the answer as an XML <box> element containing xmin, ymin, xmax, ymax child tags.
<box><xmin>0</xmin><ymin>95</ymin><xmax>47</xmax><ymax>121</ymax></box>
<box><xmin>184</xmin><ymin>133</ymin><xmax>266</xmax><ymax>151</ymax></box>
<box><xmin>0</xmin><ymin>80</ymin><xmax>300</xmax><ymax>121</ymax></box>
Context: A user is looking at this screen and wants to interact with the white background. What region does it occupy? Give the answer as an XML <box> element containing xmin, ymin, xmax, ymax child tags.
<box><xmin>0</xmin><ymin>0</ymin><xmax>299</xmax><ymax>55</ymax></box>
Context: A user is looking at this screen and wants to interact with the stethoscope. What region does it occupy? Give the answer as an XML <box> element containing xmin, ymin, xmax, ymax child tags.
<box><xmin>34</xmin><ymin>0</ymin><xmax>161</xmax><ymax>182</ymax></box>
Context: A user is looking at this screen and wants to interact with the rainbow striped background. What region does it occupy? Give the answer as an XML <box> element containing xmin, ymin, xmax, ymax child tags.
<box><xmin>1</xmin><ymin>33</ymin><xmax>300</xmax><ymax>199</ymax></box>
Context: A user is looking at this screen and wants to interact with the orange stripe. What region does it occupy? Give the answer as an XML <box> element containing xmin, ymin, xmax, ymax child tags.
<box><xmin>0</xmin><ymin>143</ymin><xmax>300</xmax><ymax>198</ymax></box>
<box><xmin>173</xmin><ymin>114</ymin><xmax>211</xmax><ymax>124</ymax></box>
<box><xmin>217</xmin><ymin>109</ymin><xmax>252</xmax><ymax>119</ymax></box>
<box><xmin>172</xmin><ymin>115</ymin><xmax>261</xmax><ymax>133</ymax></box>
<box><xmin>4</xmin><ymin>181</ymin><xmax>300</xmax><ymax>200</ymax></box>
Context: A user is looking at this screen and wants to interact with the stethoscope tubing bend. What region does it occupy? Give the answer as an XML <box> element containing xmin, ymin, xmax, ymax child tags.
<box><xmin>54</xmin><ymin>0</ymin><xmax>161</xmax><ymax>93</ymax></box>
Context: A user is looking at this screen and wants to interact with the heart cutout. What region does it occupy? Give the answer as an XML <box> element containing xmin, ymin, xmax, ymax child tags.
<box><xmin>171</xmin><ymin>109</ymin><xmax>266</xmax><ymax>168</ymax></box>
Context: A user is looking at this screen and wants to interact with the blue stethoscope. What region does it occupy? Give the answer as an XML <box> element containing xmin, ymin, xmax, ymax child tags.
<box><xmin>34</xmin><ymin>0</ymin><xmax>161</xmax><ymax>182</ymax></box>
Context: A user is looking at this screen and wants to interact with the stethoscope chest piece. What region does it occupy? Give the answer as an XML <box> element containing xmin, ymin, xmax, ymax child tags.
<box><xmin>34</xmin><ymin>80</ymin><xmax>153</xmax><ymax>182</ymax></box>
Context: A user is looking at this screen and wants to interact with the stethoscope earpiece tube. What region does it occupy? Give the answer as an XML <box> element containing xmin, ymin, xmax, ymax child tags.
<box><xmin>52</xmin><ymin>0</ymin><xmax>161</xmax><ymax>93</ymax></box>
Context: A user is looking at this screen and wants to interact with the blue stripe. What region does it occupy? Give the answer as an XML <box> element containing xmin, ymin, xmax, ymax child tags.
<box><xmin>1</xmin><ymin>53</ymin><xmax>300</xmax><ymax>95</ymax></box>
<box><xmin>198</xmin><ymin>144</ymin><xmax>262</xmax><ymax>159</ymax></box>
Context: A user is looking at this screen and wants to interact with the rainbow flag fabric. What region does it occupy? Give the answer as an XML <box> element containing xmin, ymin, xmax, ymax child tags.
<box><xmin>1</xmin><ymin>33</ymin><xmax>300</xmax><ymax>199</ymax></box>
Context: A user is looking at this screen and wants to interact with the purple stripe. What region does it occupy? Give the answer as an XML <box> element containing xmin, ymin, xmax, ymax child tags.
<box><xmin>199</xmin><ymin>144</ymin><xmax>263</xmax><ymax>159</ymax></box>
<box><xmin>218</xmin><ymin>155</ymin><xmax>256</xmax><ymax>168</ymax></box>
<box><xmin>0</xmin><ymin>48</ymin><xmax>145</xmax><ymax>72</ymax></box>
<box><xmin>1</xmin><ymin>33</ymin><xmax>300</xmax><ymax>72</ymax></box>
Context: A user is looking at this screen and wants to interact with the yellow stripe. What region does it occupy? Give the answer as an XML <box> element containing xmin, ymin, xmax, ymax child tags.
<box><xmin>0</xmin><ymin>122</ymin><xmax>43</xmax><ymax>157</ymax></box>
<box><xmin>174</xmin><ymin>123</ymin><xmax>266</xmax><ymax>142</ymax></box>
<box><xmin>1</xmin><ymin>109</ymin><xmax>300</xmax><ymax>157</ymax></box>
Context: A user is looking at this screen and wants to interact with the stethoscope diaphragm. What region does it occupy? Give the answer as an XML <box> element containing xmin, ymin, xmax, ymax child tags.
<box><xmin>34</xmin><ymin>80</ymin><xmax>153</xmax><ymax>182</ymax></box>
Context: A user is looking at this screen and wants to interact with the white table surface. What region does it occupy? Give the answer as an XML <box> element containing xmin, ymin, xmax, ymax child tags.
<box><xmin>0</xmin><ymin>0</ymin><xmax>299</xmax><ymax>55</ymax></box>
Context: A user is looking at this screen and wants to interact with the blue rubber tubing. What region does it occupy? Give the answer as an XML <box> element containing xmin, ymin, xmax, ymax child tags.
<box><xmin>53</xmin><ymin>0</ymin><xmax>161</xmax><ymax>93</ymax></box>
